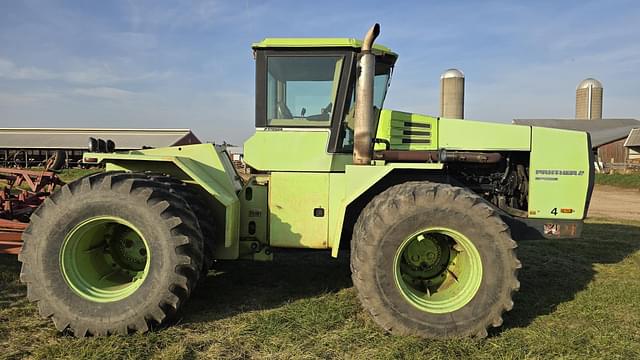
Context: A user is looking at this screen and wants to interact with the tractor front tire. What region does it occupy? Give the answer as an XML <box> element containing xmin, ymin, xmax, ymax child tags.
<box><xmin>351</xmin><ymin>181</ymin><xmax>521</xmax><ymax>338</ymax></box>
<box><xmin>18</xmin><ymin>172</ymin><xmax>204</xmax><ymax>336</ymax></box>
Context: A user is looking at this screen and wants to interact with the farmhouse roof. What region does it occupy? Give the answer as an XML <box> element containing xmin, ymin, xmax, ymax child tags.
<box><xmin>624</xmin><ymin>128</ymin><xmax>640</xmax><ymax>148</ymax></box>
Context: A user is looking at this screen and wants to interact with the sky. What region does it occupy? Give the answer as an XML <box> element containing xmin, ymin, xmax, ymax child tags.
<box><xmin>1</xmin><ymin>0</ymin><xmax>639</xmax><ymax>144</ymax></box>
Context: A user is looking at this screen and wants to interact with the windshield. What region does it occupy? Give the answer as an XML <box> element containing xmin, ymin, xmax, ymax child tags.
<box><xmin>339</xmin><ymin>61</ymin><xmax>393</xmax><ymax>151</ymax></box>
<box><xmin>266</xmin><ymin>56</ymin><xmax>343</xmax><ymax>127</ymax></box>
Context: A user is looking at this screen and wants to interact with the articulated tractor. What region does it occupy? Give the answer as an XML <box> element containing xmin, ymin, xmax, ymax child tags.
<box><xmin>19</xmin><ymin>24</ymin><xmax>593</xmax><ymax>339</ymax></box>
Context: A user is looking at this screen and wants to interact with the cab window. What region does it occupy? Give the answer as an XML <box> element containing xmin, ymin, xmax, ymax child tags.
<box><xmin>339</xmin><ymin>62</ymin><xmax>392</xmax><ymax>151</ymax></box>
<box><xmin>267</xmin><ymin>56</ymin><xmax>343</xmax><ymax>127</ymax></box>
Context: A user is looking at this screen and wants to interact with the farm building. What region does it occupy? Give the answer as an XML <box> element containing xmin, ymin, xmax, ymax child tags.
<box><xmin>513</xmin><ymin>119</ymin><xmax>640</xmax><ymax>164</ymax></box>
<box><xmin>625</xmin><ymin>128</ymin><xmax>640</xmax><ymax>162</ymax></box>
<box><xmin>0</xmin><ymin>128</ymin><xmax>201</xmax><ymax>168</ymax></box>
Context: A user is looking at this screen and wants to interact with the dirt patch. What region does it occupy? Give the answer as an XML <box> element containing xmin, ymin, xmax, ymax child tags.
<box><xmin>588</xmin><ymin>185</ymin><xmax>640</xmax><ymax>221</ymax></box>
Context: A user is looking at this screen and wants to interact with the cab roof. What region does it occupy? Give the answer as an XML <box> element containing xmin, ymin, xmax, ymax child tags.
<box><xmin>252</xmin><ymin>38</ymin><xmax>397</xmax><ymax>57</ymax></box>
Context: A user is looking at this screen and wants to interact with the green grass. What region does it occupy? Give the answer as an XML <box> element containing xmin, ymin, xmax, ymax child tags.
<box><xmin>1</xmin><ymin>219</ymin><xmax>639</xmax><ymax>359</ymax></box>
<box><xmin>595</xmin><ymin>173</ymin><xmax>640</xmax><ymax>189</ymax></box>
<box><xmin>55</xmin><ymin>168</ymin><xmax>102</xmax><ymax>183</ymax></box>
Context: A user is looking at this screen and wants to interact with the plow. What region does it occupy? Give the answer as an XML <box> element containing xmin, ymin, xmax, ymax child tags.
<box><xmin>0</xmin><ymin>167</ymin><xmax>64</xmax><ymax>255</ymax></box>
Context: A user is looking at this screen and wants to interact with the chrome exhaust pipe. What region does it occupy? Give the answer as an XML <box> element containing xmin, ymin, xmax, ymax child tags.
<box><xmin>353</xmin><ymin>23</ymin><xmax>380</xmax><ymax>165</ymax></box>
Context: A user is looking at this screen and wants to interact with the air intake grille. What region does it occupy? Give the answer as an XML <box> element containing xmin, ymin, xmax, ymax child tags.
<box><xmin>375</xmin><ymin>110</ymin><xmax>438</xmax><ymax>151</ymax></box>
<box><xmin>389</xmin><ymin>115</ymin><xmax>436</xmax><ymax>150</ymax></box>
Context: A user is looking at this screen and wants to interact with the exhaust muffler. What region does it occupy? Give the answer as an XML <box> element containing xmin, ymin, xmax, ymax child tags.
<box><xmin>353</xmin><ymin>23</ymin><xmax>380</xmax><ymax>165</ymax></box>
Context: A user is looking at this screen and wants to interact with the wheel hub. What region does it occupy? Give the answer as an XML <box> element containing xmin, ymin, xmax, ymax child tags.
<box><xmin>108</xmin><ymin>225</ymin><xmax>147</xmax><ymax>272</ymax></box>
<box><xmin>402</xmin><ymin>234</ymin><xmax>449</xmax><ymax>278</ymax></box>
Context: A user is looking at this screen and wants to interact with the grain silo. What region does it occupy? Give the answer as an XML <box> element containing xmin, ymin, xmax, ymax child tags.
<box><xmin>440</xmin><ymin>69</ymin><xmax>465</xmax><ymax>119</ymax></box>
<box><xmin>575</xmin><ymin>78</ymin><xmax>603</xmax><ymax>120</ymax></box>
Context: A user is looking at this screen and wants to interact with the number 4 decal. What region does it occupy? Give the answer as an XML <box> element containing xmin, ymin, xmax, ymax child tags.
<box><xmin>551</xmin><ymin>208</ymin><xmax>558</xmax><ymax>216</ymax></box>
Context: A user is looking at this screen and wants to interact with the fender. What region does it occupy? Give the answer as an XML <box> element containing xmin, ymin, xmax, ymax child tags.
<box><xmin>84</xmin><ymin>143</ymin><xmax>242</xmax><ymax>259</ymax></box>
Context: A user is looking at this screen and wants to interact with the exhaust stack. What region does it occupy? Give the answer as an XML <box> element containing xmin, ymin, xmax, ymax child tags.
<box><xmin>353</xmin><ymin>23</ymin><xmax>380</xmax><ymax>165</ymax></box>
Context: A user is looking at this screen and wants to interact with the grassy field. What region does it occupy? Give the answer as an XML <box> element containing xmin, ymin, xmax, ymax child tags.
<box><xmin>1</xmin><ymin>218</ymin><xmax>639</xmax><ymax>359</ymax></box>
<box><xmin>55</xmin><ymin>168</ymin><xmax>102</xmax><ymax>183</ymax></box>
<box><xmin>595</xmin><ymin>173</ymin><xmax>640</xmax><ymax>189</ymax></box>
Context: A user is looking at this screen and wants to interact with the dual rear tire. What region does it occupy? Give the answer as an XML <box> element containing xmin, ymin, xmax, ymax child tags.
<box><xmin>19</xmin><ymin>172</ymin><xmax>204</xmax><ymax>336</ymax></box>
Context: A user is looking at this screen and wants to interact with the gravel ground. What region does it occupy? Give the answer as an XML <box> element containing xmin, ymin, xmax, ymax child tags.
<box><xmin>588</xmin><ymin>185</ymin><xmax>640</xmax><ymax>221</ymax></box>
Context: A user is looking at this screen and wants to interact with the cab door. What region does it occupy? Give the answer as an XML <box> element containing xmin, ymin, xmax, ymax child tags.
<box><xmin>269</xmin><ymin>172</ymin><xmax>329</xmax><ymax>248</ymax></box>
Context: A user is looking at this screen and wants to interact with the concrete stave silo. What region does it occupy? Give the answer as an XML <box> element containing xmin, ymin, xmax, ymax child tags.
<box><xmin>440</xmin><ymin>69</ymin><xmax>465</xmax><ymax>119</ymax></box>
<box><xmin>575</xmin><ymin>78</ymin><xmax>603</xmax><ymax>120</ymax></box>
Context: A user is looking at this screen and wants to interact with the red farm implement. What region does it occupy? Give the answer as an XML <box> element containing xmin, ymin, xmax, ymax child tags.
<box><xmin>0</xmin><ymin>168</ymin><xmax>64</xmax><ymax>255</ymax></box>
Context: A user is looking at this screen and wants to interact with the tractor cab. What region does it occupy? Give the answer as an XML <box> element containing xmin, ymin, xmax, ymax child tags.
<box><xmin>244</xmin><ymin>38</ymin><xmax>397</xmax><ymax>172</ymax></box>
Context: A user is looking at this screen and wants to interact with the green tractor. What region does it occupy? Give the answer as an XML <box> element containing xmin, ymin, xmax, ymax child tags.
<box><xmin>19</xmin><ymin>24</ymin><xmax>593</xmax><ymax>339</ymax></box>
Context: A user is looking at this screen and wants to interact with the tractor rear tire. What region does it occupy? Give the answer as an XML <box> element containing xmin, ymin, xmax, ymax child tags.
<box><xmin>351</xmin><ymin>181</ymin><xmax>520</xmax><ymax>338</ymax></box>
<box><xmin>18</xmin><ymin>172</ymin><xmax>204</xmax><ymax>337</ymax></box>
